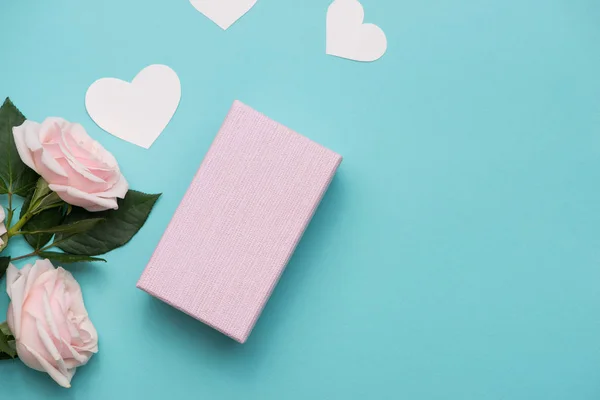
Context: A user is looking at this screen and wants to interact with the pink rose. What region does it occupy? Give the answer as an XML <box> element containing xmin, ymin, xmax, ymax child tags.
<box><xmin>6</xmin><ymin>259</ymin><xmax>98</xmax><ymax>388</ymax></box>
<box><xmin>13</xmin><ymin>118</ymin><xmax>128</xmax><ymax>212</ymax></box>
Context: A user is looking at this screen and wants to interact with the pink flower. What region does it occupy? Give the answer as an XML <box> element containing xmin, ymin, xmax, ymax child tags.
<box><xmin>6</xmin><ymin>259</ymin><xmax>98</xmax><ymax>388</ymax></box>
<box><xmin>13</xmin><ymin>118</ymin><xmax>128</xmax><ymax>212</ymax></box>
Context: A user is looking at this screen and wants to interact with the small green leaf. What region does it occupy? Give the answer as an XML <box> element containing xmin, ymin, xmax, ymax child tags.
<box><xmin>29</xmin><ymin>178</ymin><xmax>52</xmax><ymax>209</ymax></box>
<box><xmin>0</xmin><ymin>321</ymin><xmax>16</xmax><ymax>360</ymax></box>
<box><xmin>0</xmin><ymin>98</ymin><xmax>39</xmax><ymax>197</ymax></box>
<box><xmin>0</xmin><ymin>341</ymin><xmax>16</xmax><ymax>359</ymax></box>
<box><xmin>32</xmin><ymin>192</ymin><xmax>63</xmax><ymax>215</ymax></box>
<box><xmin>37</xmin><ymin>251</ymin><xmax>106</xmax><ymax>264</ymax></box>
<box><xmin>0</xmin><ymin>322</ymin><xmax>11</xmax><ymax>337</ymax></box>
<box><xmin>21</xmin><ymin>178</ymin><xmax>64</xmax><ymax>217</ymax></box>
<box><xmin>0</xmin><ymin>257</ymin><xmax>10</xmax><ymax>281</ymax></box>
<box><xmin>0</xmin><ymin>326</ymin><xmax>17</xmax><ymax>360</ymax></box>
<box><xmin>56</xmin><ymin>190</ymin><xmax>161</xmax><ymax>256</ymax></box>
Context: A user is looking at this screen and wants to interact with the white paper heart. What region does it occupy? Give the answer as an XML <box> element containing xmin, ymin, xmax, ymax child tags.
<box><xmin>326</xmin><ymin>0</ymin><xmax>387</xmax><ymax>62</ymax></box>
<box><xmin>190</xmin><ymin>0</ymin><xmax>257</xmax><ymax>30</ymax></box>
<box><xmin>85</xmin><ymin>65</ymin><xmax>181</xmax><ymax>149</ymax></box>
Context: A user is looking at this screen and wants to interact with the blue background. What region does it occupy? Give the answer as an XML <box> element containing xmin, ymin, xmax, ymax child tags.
<box><xmin>1</xmin><ymin>0</ymin><xmax>600</xmax><ymax>398</ymax></box>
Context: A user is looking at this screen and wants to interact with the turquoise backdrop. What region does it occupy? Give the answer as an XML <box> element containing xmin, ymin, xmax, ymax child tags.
<box><xmin>1</xmin><ymin>0</ymin><xmax>600</xmax><ymax>398</ymax></box>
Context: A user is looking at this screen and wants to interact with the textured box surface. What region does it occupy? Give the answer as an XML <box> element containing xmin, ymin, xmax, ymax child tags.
<box><xmin>137</xmin><ymin>100</ymin><xmax>342</xmax><ymax>343</ymax></box>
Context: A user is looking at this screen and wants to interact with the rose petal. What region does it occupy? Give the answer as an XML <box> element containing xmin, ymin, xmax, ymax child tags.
<box><xmin>6</xmin><ymin>264</ymin><xmax>28</xmax><ymax>339</ymax></box>
<box><xmin>26</xmin><ymin>131</ymin><xmax>68</xmax><ymax>179</ymax></box>
<box><xmin>24</xmin><ymin>129</ymin><xmax>42</xmax><ymax>155</ymax></box>
<box><xmin>58</xmin><ymin>136</ymin><xmax>106</xmax><ymax>184</ymax></box>
<box><xmin>45</xmin><ymin>279</ymin><xmax>74</xmax><ymax>346</ymax></box>
<box><xmin>40</xmin><ymin>147</ymin><xmax>69</xmax><ymax>177</ymax></box>
<box><xmin>24</xmin><ymin>260</ymin><xmax>55</xmax><ymax>299</ymax></box>
<box><xmin>63</xmin><ymin>124</ymin><xmax>123</xmax><ymax>189</ymax></box>
<box><xmin>15</xmin><ymin>341</ymin><xmax>45</xmax><ymax>372</ymax></box>
<box><xmin>6</xmin><ymin>263</ymin><xmax>27</xmax><ymax>298</ymax></box>
<box><xmin>62</xmin><ymin>269</ymin><xmax>86</xmax><ymax>315</ymax></box>
<box><xmin>43</xmin><ymin>269</ymin><xmax>59</xmax><ymax>300</ymax></box>
<box><xmin>66</xmin><ymin>318</ymin><xmax>82</xmax><ymax>347</ymax></box>
<box><xmin>35</xmin><ymin>318</ymin><xmax>64</xmax><ymax>371</ymax></box>
<box><xmin>48</xmin><ymin>184</ymin><xmax>118</xmax><ymax>211</ymax></box>
<box><xmin>21</xmin><ymin>343</ymin><xmax>73</xmax><ymax>388</ymax></box>
<box><xmin>39</xmin><ymin>118</ymin><xmax>68</xmax><ymax>144</ymax></box>
<box><xmin>31</xmin><ymin>120</ymin><xmax>69</xmax><ymax>178</ymax></box>
<box><xmin>65</xmin><ymin>123</ymin><xmax>117</xmax><ymax>167</ymax></box>
<box><xmin>96</xmin><ymin>174</ymin><xmax>128</xmax><ymax>199</ymax></box>
<box><xmin>30</xmin><ymin>151</ymin><xmax>69</xmax><ymax>186</ymax></box>
<box><xmin>60</xmin><ymin>337</ymin><xmax>91</xmax><ymax>364</ymax></box>
<box><xmin>43</xmin><ymin>291</ymin><xmax>61</xmax><ymax>340</ymax></box>
<box><xmin>75</xmin><ymin>319</ymin><xmax>99</xmax><ymax>353</ymax></box>
<box><xmin>58</xmin><ymin>123</ymin><xmax>123</xmax><ymax>193</ymax></box>
<box><xmin>36</xmin><ymin>314</ymin><xmax>71</xmax><ymax>380</ymax></box>
<box><xmin>69</xmin><ymin>123</ymin><xmax>119</xmax><ymax>168</ymax></box>
<box><xmin>19</xmin><ymin>307</ymin><xmax>58</xmax><ymax>365</ymax></box>
<box><xmin>12</xmin><ymin>121</ymin><xmax>40</xmax><ymax>172</ymax></box>
<box><xmin>55</xmin><ymin>156</ymin><xmax>118</xmax><ymax>194</ymax></box>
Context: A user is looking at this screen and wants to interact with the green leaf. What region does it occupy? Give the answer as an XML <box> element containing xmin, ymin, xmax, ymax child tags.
<box><xmin>21</xmin><ymin>189</ymin><xmax>66</xmax><ymax>249</ymax></box>
<box><xmin>0</xmin><ymin>336</ymin><xmax>16</xmax><ymax>359</ymax></box>
<box><xmin>56</xmin><ymin>191</ymin><xmax>161</xmax><ymax>256</ymax></box>
<box><xmin>0</xmin><ymin>257</ymin><xmax>10</xmax><ymax>281</ymax></box>
<box><xmin>0</xmin><ymin>321</ymin><xmax>16</xmax><ymax>361</ymax></box>
<box><xmin>19</xmin><ymin>187</ymin><xmax>33</xmax><ymax>219</ymax></box>
<box><xmin>20</xmin><ymin>178</ymin><xmax>64</xmax><ymax>218</ymax></box>
<box><xmin>37</xmin><ymin>251</ymin><xmax>106</xmax><ymax>264</ymax></box>
<box><xmin>0</xmin><ymin>322</ymin><xmax>11</xmax><ymax>337</ymax></box>
<box><xmin>19</xmin><ymin>179</ymin><xmax>74</xmax><ymax>249</ymax></box>
<box><xmin>32</xmin><ymin>192</ymin><xmax>63</xmax><ymax>215</ymax></box>
<box><xmin>0</xmin><ymin>98</ymin><xmax>39</xmax><ymax>197</ymax></box>
<box><xmin>22</xmin><ymin>209</ymin><xmax>66</xmax><ymax>249</ymax></box>
<box><xmin>0</xmin><ymin>321</ymin><xmax>16</xmax><ymax>360</ymax></box>
<box><xmin>24</xmin><ymin>218</ymin><xmax>104</xmax><ymax>236</ymax></box>
<box><xmin>28</xmin><ymin>178</ymin><xmax>52</xmax><ymax>209</ymax></box>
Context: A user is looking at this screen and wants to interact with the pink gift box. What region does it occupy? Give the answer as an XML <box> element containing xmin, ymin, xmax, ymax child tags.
<box><xmin>137</xmin><ymin>101</ymin><xmax>342</xmax><ymax>343</ymax></box>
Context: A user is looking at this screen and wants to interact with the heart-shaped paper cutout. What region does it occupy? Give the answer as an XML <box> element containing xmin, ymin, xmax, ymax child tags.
<box><xmin>190</xmin><ymin>0</ymin><xmax>257</xmax><ymax>30</ymax></box>
<box><xmin>326</xmin><ymin>0</ymin><xmax>387</xmax><ymax>62</ymax></box>
<box><xmin>85</xmin><ymin>65</ymin><xmax>181</xmax><ymax>149</ymax></box>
